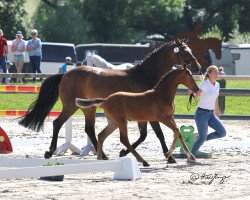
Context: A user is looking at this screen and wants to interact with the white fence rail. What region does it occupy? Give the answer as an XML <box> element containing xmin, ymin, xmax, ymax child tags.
<box><xmin>0</xmin><ymin>157</ymin><xmax>141</xmax><ymax>181</ymax></box>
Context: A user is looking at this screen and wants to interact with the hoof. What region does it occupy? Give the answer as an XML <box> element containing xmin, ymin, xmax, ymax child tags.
<box><xmin>167</xmin><ymin>156</ymin><xmax>177</xmax><ymax>164</ymax></box>
<box><xmin>143</xmin><ymin>161</ymin><xmax>150</xmax><ymax>167</ymax></box>
<box><xmin>165</xmin><ymin>153</ymin><xmax>171</xmax><ymax>160</ymax></box>
<box><xmin>187</xmin><ymin>156</ymin><xmax>196</xmax><ymax>163</ymax></box>
<box><xmin>119</xmin><ymin>149</ymin><xmax>126</xmax><ymax>157</ymax></box>
<box><xmin>44</xmin><ymin>151</ymin><xmax>53</xmax><ymax>159</ymax></box>
<box><xmin>189</xmin><ymin>154</ymin><xmax>196</xmax><ymax>161</ymax></box>
<box><xmin>102</xmin><ymin>155</ymin><xmax>109</xmax><ymax>160</ymax></box>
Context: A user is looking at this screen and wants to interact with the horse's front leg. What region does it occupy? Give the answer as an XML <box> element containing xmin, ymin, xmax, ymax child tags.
<box><xmin>160</xmin><ymin>116</ymin><xmax>195</xmax><ymax>161</ymax></box>
<box><xmin>45</xmin><ymin>108</ymin><xmax>75</xmax><ymax>159</ymax></box>
<box><xmin>149</xmin><ymin>121</ymin><xmax>177</xmax><ymax>164</ymax></box>
<box><xmin>119</xmin><ymin>121</ymin><xmax>147</xmax><ymax>157</ymax></box>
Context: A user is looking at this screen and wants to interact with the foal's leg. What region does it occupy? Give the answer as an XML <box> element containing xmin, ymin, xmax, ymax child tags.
<box><xmin>149</xmin><ymin>121</ymin><xmax>177</xmax><ymax>164</ymax></box>
<box><xmin>160</xmin><ymin>117</ymin><xmax>195</xmax><ymax>160</ymax></box>
<box><xmin>97</xmin><ymin>118</ymin><xmax>118</xmax><ymax>160</ymax></box>
<box><xmin>118</xmin><ymin>120</ymin><xmax>150</xmax><ymax>167</ymax></box>
<box><xmin>119</xmin><ymin>121</ymin><xmax>147</xmax><ymax>157</ymax></box>
<box><xmin>45</xmin><ymin>106</ymin><xmax>77</xmax><ymax>159</ymax></box>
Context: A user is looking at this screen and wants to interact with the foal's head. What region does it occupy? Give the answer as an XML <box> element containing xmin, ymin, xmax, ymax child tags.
<box><xmin>172</xmin><ymin>38</ymin><xmax>201</xmax><ymax>74</ymax></box>
<box><xmin>177</xmin><ymin>65</ymin><xmax>200</xmax><ymax>93</ymax></box>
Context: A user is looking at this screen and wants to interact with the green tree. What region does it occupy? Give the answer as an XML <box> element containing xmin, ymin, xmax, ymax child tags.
<box><xmin>34</xmin><ymin>0</ymin><xmax>185</xmax><ymax>43</ymax></box>
<box><xmin>0</xmin><ymin>0</ymin><xmax>27</xmax><ymax>39</ymax></box>
<box><xmin>202</xmin><ymin>25</ymin><xmax>224</xmax><ymax>41</ymax></box>
<box><xmin>33</xmin><ymin>0</ymin><xmax>90</xmax><ymax>44</ymax></box>
<box><xmin>81</xmin><ymin>0</ymin><xmax>185</xmax><ymax>43</ymax></box>
<box><xmin>228</xmin><ymin>25</ymin><xmax>250</xmax><ymax>44</ymax></box>
<box><xmin>183</xmin><ymin>0</ymin><xmax>250</xmax><ymax>39</ymax></box>
<box><xmin>33</xmin><ymin>0</ymin><xmax>250</xmax><ymax>44</ymax></box>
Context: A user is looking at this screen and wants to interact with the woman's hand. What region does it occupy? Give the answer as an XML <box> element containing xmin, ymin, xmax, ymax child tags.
<box><xmin>188</xmin><ymin>89</ymin><xmax>202</xmax><ymax>98</ymax></box>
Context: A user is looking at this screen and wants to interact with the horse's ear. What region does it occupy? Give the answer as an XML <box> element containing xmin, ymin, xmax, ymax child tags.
<box><xmin>175</xmin><ymin>37</ymin><xmax>181</xmax><ymax>45</ymax></box>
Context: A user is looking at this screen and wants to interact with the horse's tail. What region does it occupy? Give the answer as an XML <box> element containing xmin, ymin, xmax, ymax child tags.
<box><xmin>19</xmin><ymin>74</ymin><xmax>64</xmax><ymax>132</ymax></box>
<box><xmin>76</xmin><ymin>98</ymin><xmax>105</xmax><ymax>108</ymax></box>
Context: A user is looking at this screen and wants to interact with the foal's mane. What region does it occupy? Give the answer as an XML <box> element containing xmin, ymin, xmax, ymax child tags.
<box><xmin>154</xmin><ymin>67</ymin><xmax>184</xmax><ymax>89</ymax></box>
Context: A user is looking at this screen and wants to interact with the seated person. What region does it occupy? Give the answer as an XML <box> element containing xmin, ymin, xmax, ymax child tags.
<box><xmin>0</xmin><ymin>61</ymin><xmax>12</xmax><ymax>84</ymax></box>
<box><xmin>58</xmin><ymin>57</ymin><xmax>75</xmax><ymax>73</ymax></box>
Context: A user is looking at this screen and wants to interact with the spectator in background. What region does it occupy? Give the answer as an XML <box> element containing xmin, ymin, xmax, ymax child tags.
<box><xmin>0</xmin><ymin>61</ymin><xmax>12</xmax><ymax>84</ymax></box>
<box><xmin>11</xmin><ymin>31</ymin><xmax>26</xmax><ymax>83</ymax></box>
<box><xmin>58</xmin><ymin>56</ymin><xmax>74</xmax><ymax>73</ymax></box>
<box><xmin>217</xmin><ymin>66</ymin><xmax>226</xmax><ymax>114</ymax></box>
<box><xmin>26</xmin><ymin>29</ymin><xmax>42</xmax><ymax>82</ymax></box>
<box><xmin>0</xmin><ymin>29</ymin><xmax>8</xmax><ymax>84</ymax></box>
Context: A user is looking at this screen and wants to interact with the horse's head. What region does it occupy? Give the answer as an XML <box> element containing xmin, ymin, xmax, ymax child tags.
<box><xmin>173</xmin><ymin>38</ymin><xmax>201</xmax><ymax>74</ymax></box>
<box><xmin>178</xmin><ymin>65</ymin><xmax>200</xmax><ymax>93</ymax></box>
<box><xmin>210</xmin><ymin>38</ymin><xmax>222</xmax><ymax>60</ymax></box>
<box><xmin>83</xmin><ymin>51</ymin><xmax>95</xmax><ymax>67</ymax></box>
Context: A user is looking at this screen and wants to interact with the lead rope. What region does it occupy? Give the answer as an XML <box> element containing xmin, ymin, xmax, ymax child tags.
<box><xmin>187</xmin><ymin>93</ymin><xmax>198</xmax><ymax>111</ymax></box>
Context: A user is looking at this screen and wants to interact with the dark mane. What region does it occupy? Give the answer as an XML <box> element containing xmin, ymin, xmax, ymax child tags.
<box><xmin>154</xmin><ymin>67</ymin><xmax>183</xmax><ymax>89</ymax></box>
<box><xmin>132</xmin><ymin>41</ymin><xmax>175</xmax><ymax>68</ymax></box>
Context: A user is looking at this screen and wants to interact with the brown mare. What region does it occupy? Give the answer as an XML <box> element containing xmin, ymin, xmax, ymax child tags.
<box><xmin>188</xmin><ymin>37</ymin><xmax>222</xmax><ymax>72</ymax></box>
<box><xmin>19</xmin><ymin>38</ymin><xmax>200</xmax><ymax>163</ymax></box>
<box><xmin>177</xmin><ymin>26</ymin><xmax>222</xmax><ymax>72</ymax></box>
<box><xmin>76</xmin><ymin>65</ymin><xmax>200</xmax><ymax>166</ymax></box>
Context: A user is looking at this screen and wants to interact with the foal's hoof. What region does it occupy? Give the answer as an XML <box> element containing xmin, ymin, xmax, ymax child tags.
<box><xmin>44</xmin><ymin>151</ymin><xmax>53</xmax><ymax>159</ymax></box>
<box><xmin>187</xmin><ymin>156</ymin><xmax>196</xmax><ymax>163</ymax></box>
<box><xmin>167</xmin><ymin>156</ymin><xmax>177</xmax><ymax>164</ymax></box>
<box><xmin>143</xmin><ymin>161</ymin><xmax>150</xmax><ymax>167</ymax></box>
<box><xmin>190</xmin><ymin>154</ymin><xmax>196</xmax><ymax>161</ymax></box>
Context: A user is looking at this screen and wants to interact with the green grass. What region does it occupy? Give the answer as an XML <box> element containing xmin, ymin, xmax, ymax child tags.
<box><xmin>1</xmin><ymin>80</ymin><xmax>249</xmax><ymax>115</ymax></box>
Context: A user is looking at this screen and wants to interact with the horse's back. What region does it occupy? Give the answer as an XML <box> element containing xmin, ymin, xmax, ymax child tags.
<box><xmin>103</xmin><ymin>90</ymin><xmax>162</xmax><ymax>121</ymax></box>
<box><xmin>58</xmin><ymin>66</ymin><xmax>143</xmax><ymax>102</ymax></box>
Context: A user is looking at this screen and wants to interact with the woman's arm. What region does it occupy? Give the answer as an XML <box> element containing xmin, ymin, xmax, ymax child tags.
<box><xmin>215</xmin><ymin>98</ymin><xmax>221</xmax><ymax>117</ymax></box>
<box><xmin>11</xmin><ymin>41</ymin><xmax>17</xmax><ymax>52</ymax></box>
<box><xmin>20</xmin><ymin>41</ymin><xmax>25</xmax><ymax>52</ymax></box>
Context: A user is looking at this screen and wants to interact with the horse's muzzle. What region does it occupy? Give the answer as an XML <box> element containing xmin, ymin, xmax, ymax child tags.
<box><xmin>192</xmin><ymin>86</ymin><xmax>200</xmax><ymax>93</ymax></box>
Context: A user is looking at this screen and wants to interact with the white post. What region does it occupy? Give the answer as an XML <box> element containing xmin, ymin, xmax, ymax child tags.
<box><xmin>54</xmin><ymin>117</ymin><xmax>81</xmax><ymax>156</ymax></box>
<box><xmin>80</xmin><ymin>136</ymin><xmax>97</xmax><ymax>156</ymax></box>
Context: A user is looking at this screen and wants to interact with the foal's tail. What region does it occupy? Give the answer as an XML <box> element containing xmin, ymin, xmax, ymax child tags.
<box><xmin>76</xmin><ymin>98</ymin><xmax>105</xmax><ymax>108</ymax></box>
<box><xmin>19</xmin><ymin>74</ymin><xmax>64</xmax><ymax>132</ymax></box>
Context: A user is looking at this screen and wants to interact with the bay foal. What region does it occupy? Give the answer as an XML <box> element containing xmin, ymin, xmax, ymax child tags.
<box><xmin>76</xmin><ymin>66</ymin><xmax>200</xmax><ymax>166</ymax></box>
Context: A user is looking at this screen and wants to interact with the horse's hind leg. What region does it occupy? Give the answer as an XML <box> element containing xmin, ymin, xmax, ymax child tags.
<box><xmin>149</xmin><ymin>121</ymin><xmax>177</xmax><ymax>164</ymax></box>
<box><xmin>97</xmin><ymin>118</ymin><xmax>118</xmax><ymax>160</ymax></box>
<box><xmin>45</xmin><ymin>106</ymin><xmax>77</xmax><ymax>159</ymax></box>
<box><xmin>118</xmin><ymin>120</ymin><xmax>149</xmax><ymax>167</ymax></box>
<box><xmin>119</xmin><ymin>121</ymin><xmax>148</xmax><ymax>157</ymax></box>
